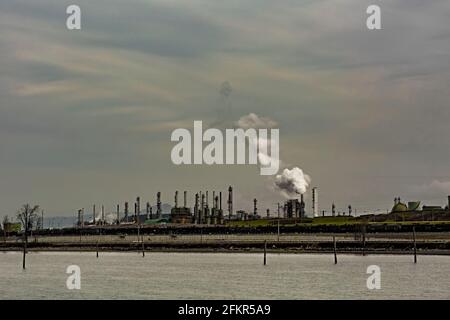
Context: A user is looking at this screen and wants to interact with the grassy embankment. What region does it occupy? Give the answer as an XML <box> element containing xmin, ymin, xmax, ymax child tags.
<box><xmin>227</xmin><ymin>216</ymin><xmax>450</xmax><ymax>227</ymax></box>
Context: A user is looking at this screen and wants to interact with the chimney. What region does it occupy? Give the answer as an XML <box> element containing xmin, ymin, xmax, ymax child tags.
<box><xmin>266</xmin><ymin>208</ymin><xmax>270</xmax><ymax>218</ymax></box>
<box><xmin>253</xmin><ymin>198</ymin><xmax>257</xmax><ymax>216</ymax></box>
<box><xmin>201</xmin><ymin>193</ymin><xmax>205</xmax><ymax>224</ymax></box>
<box><xmin>146</xmin><ymin>202</ymin><xmax>150</xmax><ymax>220</ymax></box>
<box><xmin>124</xmin><ymin>202</ymin><xmax>129</xmax><ymax>222</ymax></box>
<box><xmin>312</xmin><ymin>187</ymin><xmax>319</xmax><ymax>217</ymax></box>
<box><xmin>93</xmin><ymin>205</ymin><xmax>96</xmax><ymax>225</ymax></box>
<box><xmin>448</xmin><ymin>196</ymin><xmax>450</xmax><ymax>211</ymax></box>
<box><xmin>219</xmin><ymin>192</ymin><xmax>222</xmax><ymax>210</ymax></box>
<box><xmin>157</xmin><ymin>192</ymin><xmax>161</xmax><ymax>218</ymax></box>
<box><xmin>175</xmin><ymin>191</ymin><xmax>178</xmax><ymax>208</ymax></box>
<box><xmin>228</xmin><ymin>186</ymin><xmax>233</xmax><ymax>219</ymax></box>
<box><xmin>117</xmin><ymin>204</ymin><xmax>120</xmax><ymax>224</ymax></box>
<box><xmin>184</xmin><ymin>191</ymin><xmax>187</xmax><ymax>208</ymax></box>
<box><xmin>194</xmin><ymin>193</ymin><xmax>199</xmax><ymax>224</ymax></box>
<box><xmin>136</xmin><ymin>197</ymin><xmax>140</xmax><ymax>223</ymax></box>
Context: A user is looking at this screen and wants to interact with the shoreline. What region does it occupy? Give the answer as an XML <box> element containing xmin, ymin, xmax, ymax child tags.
<box><xmin>2</xmin><ymin>249</ymin><xmax>450</xmax><ymax>255</ymax></box>
<box><xmin>2</xmin><ymin>243</ymin><xmax>450</xmax><ymax>255</ymax></box>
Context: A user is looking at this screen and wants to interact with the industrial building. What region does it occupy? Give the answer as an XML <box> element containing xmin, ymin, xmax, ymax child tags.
<box><xmin>391</xmin><ymin>196</ymin><xmax>450</xmax><ymax>214</ymax></box>
<box><xmin>283</xmin><ymin>195</ymin><xmax>306</xmax><ymax>219</ymax></box>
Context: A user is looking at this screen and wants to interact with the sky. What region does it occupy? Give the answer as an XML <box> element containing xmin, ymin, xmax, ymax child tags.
<box><xmin>1</xmin><ymin>0</ymin><xmax>450</xmax><ymax>218</ymax></box>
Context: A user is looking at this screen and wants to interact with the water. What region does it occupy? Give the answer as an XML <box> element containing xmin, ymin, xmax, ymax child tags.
<box><xmin>1</xmin><ymin>251</ymin><xmax>449</xmax><ymax>299</ymax></box>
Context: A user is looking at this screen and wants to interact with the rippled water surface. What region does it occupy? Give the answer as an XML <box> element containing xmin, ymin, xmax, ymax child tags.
<box><xmin>1</xmin><ymin>252</ymin><xmax>449</xmax><ymax>299</ymax></box>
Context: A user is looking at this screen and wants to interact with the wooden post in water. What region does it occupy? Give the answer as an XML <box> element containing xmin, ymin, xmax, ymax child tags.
<box><xmin>277</xmin><ymin>220</ymin><xmax>280</xmax><ymax>242</ymax></box>
<box><xmin>137</xmin><ymin>224</ymin><xmax>140</xmax><ymax>244</ymax></box>
<box><xmin>277</xmin><ymin>202</ymin><xmax>281</xmax><ymax>242</ymax></box>
<box><xmin>362</xmin><ymin>225</ymin><xmax>366</xmax><ymax>256</ymax></box>
<box><xmin>333</xmin><ymin>236</ymin><xmax>337</xmax><ymax>264</ymax></box>
<box><xmin>413</xmin><ymin>226</ymin><xmax>417</xmax><ymax>264</ymax></box>
<box><xmin>263</xmin><ymin>240</ymin><xmax>267</xmax><ymax>266</ymax></box>
<box><xmin>96</xmin><ymin>240</ymin><xmax>99</xmax><ymax>258</ymax></box>
<box><xmin>142</xmin><ymin>234</ymin><xmax>145</xmax><ymax>257</ymax></box>
<box><xmin>22</xmin><ymin>234</ymin><xmax>27</xmax><ymax>269</ymax></box>
<box><xmin>22</xmin><ymin>214</ymin><xmax>28</xmax><ymax>269</ymax></box>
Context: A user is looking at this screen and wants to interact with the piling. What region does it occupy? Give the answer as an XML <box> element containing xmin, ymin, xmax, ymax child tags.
<box><xmin>413</xmin><ymin>226</ymin><xmax>417</xmax><ymax>264</ymax></box>
<box><xmin>333</xmin><ymin>236</ymin><xmax>337</xmax><ymax>264</ymax></box>
<box><xmin>277</xmin><ymin>219</ymin><xmax>280</xmax><ymax>242</ymax></box>
<box><xmin>142</xmin><ymin>234</ymin><xmax>145</xmax><ymax>258</ymax></box>
<box><xmin>96</xmin><ymin>241</ymin><xmax>99</xmax><ymax>258</ymax></box>
<box><xmin>362</xmin><ymin>225</ymin><xmax>366</xmax><ymax>256</ymax></box>
<box><xmin>263</xmin><ymin>240</ymin><xmax>267</xmax><ymax>266</ymax></box>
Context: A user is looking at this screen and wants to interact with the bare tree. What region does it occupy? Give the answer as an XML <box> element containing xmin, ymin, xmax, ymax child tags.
<box><xmin>17</xmin><ymin>204</ymin><xmax>39</xmax><ymax>269</ymax></box>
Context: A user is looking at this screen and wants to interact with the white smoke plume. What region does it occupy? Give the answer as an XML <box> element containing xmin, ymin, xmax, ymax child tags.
<box><xmin>236</xmin><ymin>113</ymin><xmax>278</xmax><ymax>130</ymax></box>
<box><xmin>236</xmin><ymin>113</ymin><xmax>280</xmax><ymax>172</ymax></box>
<box><xmin>274</xmin><ymin>167</ymin><xmax>311</xmax><ymax>199</ymax></box>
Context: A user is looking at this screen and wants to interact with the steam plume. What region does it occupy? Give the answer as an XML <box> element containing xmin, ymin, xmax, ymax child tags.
<box><xmin>274</xmin><ymin>167</ymin><xmax>311</xmax><ymax>199</ymax></box>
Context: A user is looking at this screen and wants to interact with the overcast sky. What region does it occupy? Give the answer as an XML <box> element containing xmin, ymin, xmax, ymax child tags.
<box><xmin>1</xmin><ymin>0</ymin><xmax>450</xmax><ymax>217</ymax></box>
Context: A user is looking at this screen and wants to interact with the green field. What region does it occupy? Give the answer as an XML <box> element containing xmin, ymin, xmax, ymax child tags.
<box><xmin>226</xmin><ymin>216</ymin><xmax>450</xmax><ymax>227</ymax></box>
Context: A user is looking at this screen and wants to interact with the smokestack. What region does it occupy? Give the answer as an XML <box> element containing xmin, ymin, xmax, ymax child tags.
<box><xmin>184</xmin><ymin>191</ymin><xmax>187</xmax><ymax>208</ymax></box>
<box><xmin>300</xmin><ymin>194</ymin><xmax>305</xmax><ymax>217</ymax></box>
<box><xmin>93</xmin><ymin>205</ymin><xmax>96</xmax><ymax>225</ymax></box>
<box><xmin>157</xmin><ymin>192</ymin><xmax>161</xmax><ymax>218</ymax></box>
<box><xmin>448</xmin><ymin>195</ymin><xmax>450</xmax><ymax>211</ymax></box>
<box><xmin>253</xmin><ymin>198</ymin><xmax>257</xmax><ymax>216</ymax></box>
<box><xmin>332</xmin><ymin>203</ymin><xmax>336</xmax><ymax>217</ymax></box>
<box><xmin>101</xmin><ymin>205</ymin><xmax>105</xmax><ymax>224</ymax></box>
<box><xmin>266</xmin><ymin>208</ymin><xmax>270</xmax><ymax>218</ymax></box>
<box><xmin>206</xmin><ymin>191</ymin><xmax>209</xmax><ymax>208</ymax></box>
<box><xmin>136</xmin><ymin>197</ymin><xmax>140</xmax><ymax>224</ymax></box>
<box><xmin>175</xmin><ymin>191</ymin><xmax>178</xmax><ymax>208</ymax></box>
<box><xmin>201</xmin><ymin>193</ymin><xmax>205</xmax><ymax>224</ymax></box>
<box><xmin>212</xmin><ymin>191</ymin><xmax>216</xmax><ymax>208</ymax></box>
<box><xmin>228</xmin><ymin>186</ymin><xmax>233</xmax><ymax>219</ymax></box>
<box><xmin>219</xmin><ymin>192</ymin><xmax>222</xmax><ymax>210</ymax></box>
<box><xmin>116</xmin><ymin>204</ymin><xmax>120</xmax><ymax>224</ymax></box>
<box><xmin>312</xmin><ymin>187</ymin><xmax>319</xmax><ymax>217</ymax></box>
<box><xmin>125</xmin><ymin>202</ymin><xmax>129</xmax><ymax>222</ymax></box>
<box><xmin>146</xmin><ymin>202</ymin><xmax>150</xmax><ymax>220</ymax></box>
<box><xmin>194</xmin><ymin>193</ymin><xmax>199</xmax><ymax>224</ymax></box>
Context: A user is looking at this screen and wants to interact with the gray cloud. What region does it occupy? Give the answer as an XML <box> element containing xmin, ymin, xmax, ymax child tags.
<box><xmin>1</xmin><ymin>0</ymin><xmax>450</xmax><ymax>216</ymax></box>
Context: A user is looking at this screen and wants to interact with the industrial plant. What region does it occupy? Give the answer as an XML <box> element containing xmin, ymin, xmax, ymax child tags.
<box><xmin>75</xmin><ymin>186</ymin><xmax>325</xmax><ymax>228</ymax></box>
<box><xmin>73</xmin><ymin>183</ymin><xmax>450</xmax><ymax>229</ymax></box>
